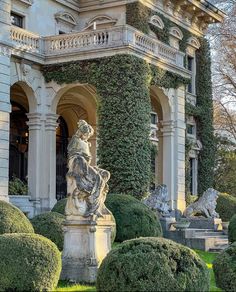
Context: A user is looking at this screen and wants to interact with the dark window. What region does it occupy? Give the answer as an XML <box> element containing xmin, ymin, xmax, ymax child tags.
<box><xmin>187</xmin><ymin>124</ymin><xmax>194</xmax><ymax>135</ymax></box>
<box><xmin>11</xmin><ymin>12</ymin><xmax>24</xmax><ymax>28</ymax></box>
<box><xmin>151</xmin><ymin>113</ymin><xmax>157</xmax><ymax>125</ymax></box>
<box><xmin>59</xmin><ymin>30</ymin><xmax>66</xmax><ymax>35</ymax></box>
<box><xmin>187</xmin><ymin>56</ymin><xmax>194</xmax><ymax>93</ymax></box>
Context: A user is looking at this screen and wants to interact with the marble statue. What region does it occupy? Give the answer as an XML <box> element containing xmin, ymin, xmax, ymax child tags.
<box><xmin>143</xmin><ymin>184</ymin><xmax>171</xmax><ymax>216</ymax></box>
<box><xmin>65</xmin><ymin>120</ymin><xmax>110</xmax><ymax>218</ymax></box>
<box><xmin>183</xmin><ymin>188</ymin><xmax>219</xmax><ymax>218</ymax></box>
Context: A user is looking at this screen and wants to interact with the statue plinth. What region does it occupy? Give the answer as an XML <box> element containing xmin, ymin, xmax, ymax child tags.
<box><xmin>188</xmin><ymin>217</ymin><xmax>223</xmax><ymax>231</ymax></box>
<box><xmin>60</xmin><ymin>214</ymin><xmax>115</xmax><ymax>283</ymax></box>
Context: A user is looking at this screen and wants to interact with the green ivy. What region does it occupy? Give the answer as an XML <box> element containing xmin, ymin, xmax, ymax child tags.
<box><xmin>126</xmin><ymin>2</ymin><xmax>192</xmax><ymax>53</ymax></box>
<box><xmin>195</xmin><ymin>38</ymin><xmax>216</xmax><ymax>194</ymax></box>
<box><xmin>43</xmin><ymin>54</ymin><xmax>187</xmax><ymax>199</ymax></box>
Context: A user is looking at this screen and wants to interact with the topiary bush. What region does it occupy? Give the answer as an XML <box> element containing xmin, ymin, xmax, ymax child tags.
<box><xmin>105</xmin><ymin>194</ymin><xmax>162</xmax><ymax>242</ymax></box>
<box><xmin>0</xmin><ymin>200</ymin><xmax>34</xmax><ymax>234</ymax></box>
<box><xmin>216</xmin><ymin>193</ymin><xmax>236</xmax><ymax>222</ymax></box>
<box><xmin>51</xmin><ymin>198</ymin><xmax>67</xmax><ymax>214</ymax></box>
<box><xmin>213</xmin><ymin>242</ymin><xmax>236</xmax><ymax>292</ymax></box>
<box><xmin>0</xmin><ymin>233</ymin><xmax>61</xmax><ymax>291</ymax></box>
<box><xmin>228</xmin><ymin>214</ymin><xmax>236</xmax><ymax>243</ymax></box>
<box><xmin>31</xmin><ymin>212</ymin><xmax>65</xmax><ymax>251</ymax></box>
<box><xmin>96</xmin><ymin>237</ymin><xmax>210</xmax><ymax>292</ymax></box>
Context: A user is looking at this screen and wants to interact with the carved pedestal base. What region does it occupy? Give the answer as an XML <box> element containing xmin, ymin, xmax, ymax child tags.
<box><xmin>60</xmin><ymin>215</ymin><xmax>115</xmax><ymax>283</ymax></box>
<box><xmin>188</xmin><ymin>217</ymin><xmax>223</xmax><ymax>231</ymax></box>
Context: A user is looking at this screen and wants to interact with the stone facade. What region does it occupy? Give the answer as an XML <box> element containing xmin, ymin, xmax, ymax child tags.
<box><xmin>0</xmin><ymin>0</ymin><xmax>223</xmax><ymax>215</ymax></box>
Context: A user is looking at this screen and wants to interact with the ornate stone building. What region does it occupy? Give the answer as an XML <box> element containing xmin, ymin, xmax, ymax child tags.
<box><xmin>0</xmin><ymin>0</ymin><xmax>224</xmax><ymax>217</ymax></box>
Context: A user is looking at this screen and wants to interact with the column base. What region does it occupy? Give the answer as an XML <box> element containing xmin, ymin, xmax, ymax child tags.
<box><xmin>60</xmin><ymin>215</ymin><xmax>115</xmax><ymax>283</ymax></box>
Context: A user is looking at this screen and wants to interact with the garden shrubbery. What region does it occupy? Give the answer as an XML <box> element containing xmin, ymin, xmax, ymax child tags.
<box><xmin>228</xmin><ymin>214</ymin><xmax>236</xmax><ymax>243</ymax></box>
<box><xmin>0</xmin><ymin>233</ymin><xmax>61</xmax><ymax>291</ymax></box>
<box><xmin>213</xmin><ymin>242</ymin><xmax>236</xmax><ymax>291</ymax></box>
<box><xmin>216</xmin><ymin>193</ymin><xmax>236</xmax><ymax>222</ymax></box>
<box><xmin>31</xmin><ymin>212</ymin><xmax>65</xmax><ymax>251</ymax></box>
<box><xmin>96</xmin><ymin>237</ymin><xmax>210</xmax><ymax>292</ymax></box>
<box><xmin>105</xmin><ymin>194</ymin><xmax>162</xmax><ymax>242</ymax></box>
<box><xmin>0</xmin><ymin>200</ymin><xmax>34</xmax><ymax>234</ymax></box>
<box><xmin>52</xmin><ymin>198</ymin><xmax>67</xmax><ymax>215</ymax></box>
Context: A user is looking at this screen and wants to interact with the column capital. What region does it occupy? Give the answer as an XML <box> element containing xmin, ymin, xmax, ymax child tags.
<box><xmin>160</xmin><ymin>120</ymin><xmax>175</xmax><ymax>134</ymax></box>
<box><xmin>45</xmin><ymin>113</ymin><xmax>59</xmax><ymax>131</ymax></box>
<box><xmin>0</xmin><ymin>44</ymin><xmax>12</xmax><ymax>57</ymax></box>
<box><xmin>27</xmin><ymin>113</ymin><xmax>42</xmax><ymax>130</ymax></box>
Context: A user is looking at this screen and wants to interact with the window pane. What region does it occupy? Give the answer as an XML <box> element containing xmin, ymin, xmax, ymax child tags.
<box><xmin>11</xmin><ymin>13</ymin><xmax>24</xmax><ymax>28</ymax></box>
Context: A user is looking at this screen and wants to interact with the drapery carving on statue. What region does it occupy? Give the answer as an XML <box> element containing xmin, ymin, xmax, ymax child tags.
<box><xmin>65</xmin><ymin>120</ymin><xmax>111</xmax><ymax>219</ymax></box>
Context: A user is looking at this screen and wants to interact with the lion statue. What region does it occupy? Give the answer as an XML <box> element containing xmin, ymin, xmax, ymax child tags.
<box><xmin>183</xmin><ymin>188</ymin><xmax>219</xmax><ymax>218</ymax></box>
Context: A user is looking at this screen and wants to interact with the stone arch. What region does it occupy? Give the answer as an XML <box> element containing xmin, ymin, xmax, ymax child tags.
<box><xmin>149</xmin><ymin>15</ymin><xmax>164</xmax><ymax>30</ymax></box>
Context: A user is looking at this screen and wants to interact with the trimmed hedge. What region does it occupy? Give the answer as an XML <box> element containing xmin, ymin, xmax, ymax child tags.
<box><xmin>96</xmin><ymin>237</ymin><xmax>210</xmax><ymax>292</ymax></box>
<box><xmin>52</xmin><ymin>198</ymin><xmax>67</xmax><ymax>215</ymax></box>
<box><xmin>0</xmin><ymin>233</ymin><xmax>61</xmax><ymax>291</ymax></box>
<box><xmin>0</xmin><ymin>200</ymin><xmax>34</xmax><ymax>234</ymax></box>
<box><xmin>31</xmin><ymin>212</ymin><xmax>65</xmax><ymax>251</ymax></box>
<box><xmin>216</xmin><ymin>193</ymin><xmax>236</xmax><ymax>222</ymax></box>
<box><xmin>105</xmin><ymin>194</ymin><xmax>162</xmax><ymax>242</ymax></box>
<box><xmin>229</xmin><ymin>214</ymin><xmax>236</xmax><ymax>243</ymax></box>
<box><xmin>51</xmin><ymin>199</ymin><xmax>116</xmax><ymax>243</ymax></box>
<box><xmin>213</xmin><ymin>242</ymin><xmax>236</xmax><ymax>292</ymax></box>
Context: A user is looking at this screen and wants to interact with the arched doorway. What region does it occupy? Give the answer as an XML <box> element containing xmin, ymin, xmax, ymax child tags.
<box><xmin>56</xmin><ymin>116</ymin><xmax>69</xmax><ymax>200</ymax></box>
<box><xmin>9</xmin><ymin>83</ymin><xmax>29</xmax><ymax>188</ymax></box>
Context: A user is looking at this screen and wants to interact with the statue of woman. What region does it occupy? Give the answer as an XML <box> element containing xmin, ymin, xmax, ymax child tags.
<box><xmin>65</xmin><ymin>120</ymin><xmax>110</xmax><ymax>218</ymax></box>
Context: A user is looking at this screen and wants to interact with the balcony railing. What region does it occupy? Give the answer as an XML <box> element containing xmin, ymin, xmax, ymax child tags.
<box><xmin>10</xmin><ymin>25</ymin><xmax>185</xmax><ymax>68</ymax></box>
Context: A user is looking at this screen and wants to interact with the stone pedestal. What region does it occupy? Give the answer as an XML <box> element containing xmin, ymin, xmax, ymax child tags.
<box><xmin>60</xmin><ymin>214</ymin><xmax>115</xmax><ymax>283</ymax></box>
<box><xmin>160</xmin><ymin>217</ymin><xmax>176</xmax><ymax>237</ymax></box>
<box><xmin>188</xmin><ymin>217</ymin><xmax>223</xmax><ymax>231</ymax></box>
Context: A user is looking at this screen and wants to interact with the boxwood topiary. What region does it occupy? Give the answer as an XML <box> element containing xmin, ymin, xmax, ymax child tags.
<box><xmin>213</xmin><ymin>242</ymin><xmax>236</xmax><ymax>291</ymax></box>
<box><xmin>0</xmin><ymin>233</ymin><xmax>61</xmax><ymax>291</ymax></box>
<box><xmin>228</xmin><ymin>214</ymin><xmax>236</xmax><ymax>243</ymax></box>
<box><xmin>31</xmin><ymin>212</ymin><xmax>65</xmax><ymax>251</ymax></box>
<box><xmin>0</xmin><ymin>200</ymin><xmax>34</xmax><ymax>234</ymax></box>
<box><xmin>216</xmin><ymin>193</ymin><xmax>236</xmax><ymax>222</ymax></box>
<box><xmin>105</xmin><ymin>194</ymin><xmax>162</xmax><ymax>242</ymax></box>
<box><xmin>96</xmin><ymin>237</ymin><xmax>210</xmax><ymax>292</ymax></box>
<box><xmin>51</xmin><ymin>198</ymin><xmax>67</xmax><ymax>214</ymax></box>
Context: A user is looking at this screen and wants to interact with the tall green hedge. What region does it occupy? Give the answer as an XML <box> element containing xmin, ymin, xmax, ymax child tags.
<box><xmin>195</xmin><ymin>38</ymin><xmax>216</xmax><ymax>194</ymax></box>
<box><xmin>43</xmin><ymin>55</ymin><xmax>188</xmax><ymax>199</ymax></box>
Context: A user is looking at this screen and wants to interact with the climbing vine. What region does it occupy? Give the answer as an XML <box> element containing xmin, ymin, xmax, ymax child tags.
<box><xmin>43</xmin><ymin>54</ymin><xmax>188</xmax><ymax>199</ymax></box>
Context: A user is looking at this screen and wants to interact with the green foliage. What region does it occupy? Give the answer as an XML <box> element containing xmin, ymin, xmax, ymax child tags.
<box><xmin>43</xmin><ymin>55</ymin><xmax>187</xmax><ymax>199</ymax></box>
<box><xmin>105</xmin><ymin>194</ymin><xmax>162</xmax><ymax>242</ymax></box>
<box><xmin>216</xmin><ymin>193</ymin><xmax>236</xmax><ymax>222</ymax></box>
<box><xmin>9</xmin><ymin>176</ymin><xmax>28</xmax><ymax>195</ymax></box>
<box><xmin>126</xmin><ymin>2</ymin><xmax>192</xmax><ymax>52</ymax></box>
<box><xmin>0</xmin><ymin>233</ymin><xmax>61</xmax><ymax>291</ymax></box>
<box><xmin>0</xmin><ymin>200</ymin><xmax>34</xmax><ymax>235</ymax></box>
<box><xmin>186</xmin><ymin>193</ymin><xmax>198</xmax><ymax>206</ymax></box>
<box><xmin>229</xmin><ymin>214</ymin><xmax>236</xmax><ymax>243</ymax></box>
<box><xmin>96</xmin><ymin>237</ymin><xmax>210</xmax><ymax>292</ymax></box>
<box><xmin>31</xmin><ymin>212</ymin><xmax>65</xmax><ymax>251</ymax></box>
<box><xmin>213</xmin><ymin>242</ymin><xmax>236</xmax><ymax>292</ymax></box>
<box><xmin>214</xmin><ymin>137</ymin><xmax>236</xmax><ymax>196</ymax></box>
<box><xmin>195</xmin><ymin>38</ymin><xmax>216</xmax><ymax>194</ymax></box>
<box><xmin>52</xmin><ymin>198</ymin><xmax>67</xmax><ymax>215</ymax></box>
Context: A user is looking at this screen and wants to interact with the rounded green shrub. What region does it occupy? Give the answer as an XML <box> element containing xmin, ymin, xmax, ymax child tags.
<box><xmin>105</xmin><ymin>194</ymin><xmax>162</xmax><ymax>242</ymax></box>
<box><xmin>31</xmin><ymin>212</ymin><xmax>65</xmax><ymax>251</ymax></box>
<box><xmin>96</xmin><ymin>237</ymin><xmax>210</xmax><ymax>292</ymax></box>
<box><xmin>216</xmin><ymin>193</ymin><xmax>236</xmax><ymax>222</ymax></box>
<box><xmin>228</xmin><ymin>214</ymin><xmax>236</xmax><ymax>243</ymax></box>
<box><xmin>0</xmin><ymin>233</ymin><xmax>61</xmax><ymax>291</ymax></box>
<box><xmin>0</xmin><ymin>200</ymin><xmax>34</xmax><ymax>234</ymax></box>
<box><xmin>51</xmin><ymin>198</ymin><xmax>67</xmax><ymax>214</ymax></box>
<box><xmin>213</xmin><ymin>242</ymin><xmax>236</xmax><ymax>292</ymax></box>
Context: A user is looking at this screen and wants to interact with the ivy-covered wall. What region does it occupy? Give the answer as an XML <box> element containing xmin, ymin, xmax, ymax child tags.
<box><xmin>126</xmin><ymin>2</ymin><xmax>192</xmax><ymax>53</ymax></box>
<box><xmin>43</xmin><ymin>54</ymin><xmax>188</xmax><ymax>199</ymax></box>
<box><xmin>185</xmin><ymin>38</ymin><xmax>216</xmax><ymax>195</ymax></box>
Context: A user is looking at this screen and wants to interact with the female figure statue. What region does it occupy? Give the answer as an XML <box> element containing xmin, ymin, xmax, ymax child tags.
<box><xmin>65</xmin><ymin>120</ymin><xmax>110</xmax><ymax>218</ymax></box>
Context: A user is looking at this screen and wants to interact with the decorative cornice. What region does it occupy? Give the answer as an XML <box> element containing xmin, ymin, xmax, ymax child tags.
<box><xmin>55</xmin><ymin>11</ymin><xmax>77</xmax><ymax>26</ymax></box>
<box><xmin>18</xmin><ymin>0</ymin><xmax>33</xmax><ymax>6</ymax></box>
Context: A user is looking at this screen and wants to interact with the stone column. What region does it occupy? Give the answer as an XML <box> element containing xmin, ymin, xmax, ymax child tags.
<box><xmin>174</xmin><ymin>86</ymin><xmax>186</xmax><ymax>212</ymax></box>
<box><xmin>0</xmin><ymin>0</ymin><xmax>11</xmax><ymax>201</ymax></box>
<box><xmin>43</xmin><ymin>113</ymin><xmax>58</xmax><ymax>211</ymax></box>
<box><xmin>161</xmin><ymin>120</ymin><xmax>175</xmax><ymax>210</ymax></box>
<box><xmin>27</xmin><ymin>113</ymin><xmax>42</xmax><ymax>214</ymax></box>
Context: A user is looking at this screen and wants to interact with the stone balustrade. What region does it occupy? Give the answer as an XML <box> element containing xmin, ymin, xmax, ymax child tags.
<box><xmin>9</xmin><ymin>25</ymin><xmax>185</xmax><ymax>69</ymax></box>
